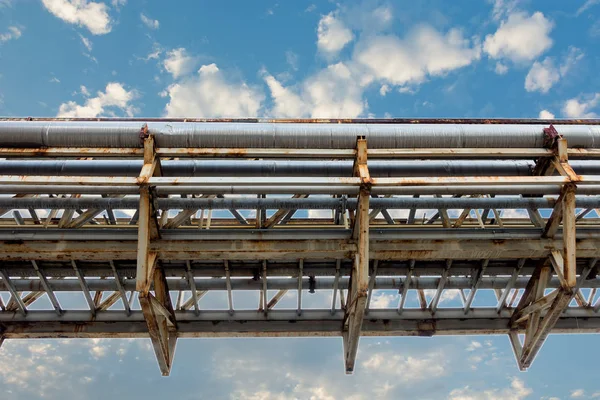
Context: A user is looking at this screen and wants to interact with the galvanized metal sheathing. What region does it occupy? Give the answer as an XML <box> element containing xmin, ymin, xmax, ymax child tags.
<box><xmin>1</xmin><ymin>119</ymin><xmax>600</xmax><ymax>148</ymax></box>
<box><xmin>0</xmin><ymin>159</ymin><xmax>542</xmax><ymax>176</ymax></box>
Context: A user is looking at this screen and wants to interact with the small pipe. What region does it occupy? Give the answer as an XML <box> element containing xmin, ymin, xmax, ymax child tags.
<box><xmin>1</xmin><ymin>276</ymin><xmax>599</xmax><ymax>292</ymax></box>
<box><xmin>2</xmin><ymin>196</ymin><xmax>600</xmax><ymax>210</ymax></box>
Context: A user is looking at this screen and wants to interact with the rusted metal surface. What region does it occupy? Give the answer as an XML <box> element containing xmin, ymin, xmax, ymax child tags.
<box><xmin>2</xmin><ymin>118</ymin><xmax>600</xmax><ymax>376</ymax></box>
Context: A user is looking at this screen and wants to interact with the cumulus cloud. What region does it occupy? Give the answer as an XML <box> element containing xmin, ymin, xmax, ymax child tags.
<box><xmin>571</xmin><ymin>389</ymin><xmax>585</xmax><ymax>398</ymax></box>
<box><xmin>424</xmin><ymin>289</ymin><xmax>461</xmax><ymax>304</ymax></box>
<box><xmin>317</xmin><ymin>11</ymin><xmax>354</xmax><ymax>56</ymax></box>
<box><xmin>449</xmin><ymin>378</ymin><xmax>532</xmax><ymax>400</ymax></box>
<box><xmin>264</xmin><ymin>62</ymin><xmax>365</xmax><ymax>118</ymax></box>
<box><xmin>140</xmin><ymin>13</ymin><xmax>159</xmax><ymax>30</ymax></box>
<box><xmin>466</xmin><ymin>341</ymin><xmax>483</xmax><ymax>351</ymax></box>
<box><xmin>57</xmin><ymin>82</ymin><xmax>138</xmax><ymax>117</ymax></box>
<box><xmin>163</xmin><ymin>48</ymin><xmax>198</xmax><ymax>79</ymax></box>
<box><xmin>563</xmin><ymin>93</ymin><xmax>600</xmax><ymax>118</ymax></box>
<box><xmin>525</xmin><ymin>47</ymin><xmax>583</xmax><ymax>93</ymax></box>
<box><xmin>362</xmin><ymin>351</ymin><xmax>447</xmax><ymax>382</ymax></box>
<box><xmin>0</xmin><ymin>26</ymin><xmax>22</xmax><ymax>43</ymax></box>
<box><xmin>164</xmin><ymin>63</ymin><xmax>264</xmax><ymax>117</ymax></box>
<box><xmin>41</xmin><ymin>0</ymin><xmax>112</xmax><ymax>35</ymax></box>
<box><xmin>369</xmin><ymin>292</ymin><xmax>398</xmax><ymax>308</ymax></box>
<box><xmin>524</xmin><ymin>58</ymin><xmax>559</xmax><ymax>93</ymax></box>
<box><xmin>539</xmin><ymin>110</ymin><xmax>555</xmax><ymax>119</ymax></box>
<box><xmin>379</xmin><ymin>84</ymin><xmax>390</xmax><ymax>96</ymax></box>
<box><xmin>484</xmin><ymin>11</ymin><xmax>553</xmax><ymax>63</ymax></box>
<box><xmin>354</xmin><ymin>26</ymin><xmax>481</xmax><ymax>86</ymax></box>
<box><xmin>494</xmin><ymin>62</ymin><xmax>508</xmax><ymax>74</ymax></box>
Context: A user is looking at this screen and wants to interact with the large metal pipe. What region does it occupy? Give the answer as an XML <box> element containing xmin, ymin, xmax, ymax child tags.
<box><xmin>2</xmin><ymin>120</ymin><xmax>600</xmax><ymax>148</ymax></box>
<box><xmin>0</xmin><ymin>159</ymin><xmax>542</xmax><ymax>177</ymax></box>
<box><xmin>2</xmin><ymin>196</ymin><xmax>600</xmax><ymax>210</ymax></box>
<box><xmin>2</xmin><ymin>159</ymin><xmax>600</xmax><ymax>177</ymax></box>
<box><xmin>3</xmin><ymin>185</ymin><xmax>600</xmax><ymax>196</ymax></box>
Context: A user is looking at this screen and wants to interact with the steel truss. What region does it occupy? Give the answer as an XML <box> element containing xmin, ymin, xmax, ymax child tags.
<box><xmin>1</xmin><ymin>118</ymin><xmax>600</xmax><ymax>375</ymax></box>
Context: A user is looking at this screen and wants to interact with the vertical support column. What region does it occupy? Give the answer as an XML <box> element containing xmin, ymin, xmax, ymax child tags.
<box><xmin>136</xmin><ymin>127</ymin><xmax>178</xmax><ymax>376</ymax></box>
<box><xmin>562</xmin><ymin>185</ymin><xmax>576</xmax><ymax>288</ymax></box>
<box><xmin>509</xmin><ymin>128</ymin><xmax>579</xmax><ymax>370</ymax></box>
<box><xmin>343</xmin><ymin>137</ymin><xmax>370</xmax><ymax>374</ymax></box>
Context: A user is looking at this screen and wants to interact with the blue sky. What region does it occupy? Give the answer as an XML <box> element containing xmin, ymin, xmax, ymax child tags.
<box><xmin>1</xmin><ymin>1</ymin><xmax>600</xmax><ymax>399</ymax></box>
<box><xmin>0</xmin><ymin>0</ymin><xmax>599</xmax><ymax>119</ymax></box>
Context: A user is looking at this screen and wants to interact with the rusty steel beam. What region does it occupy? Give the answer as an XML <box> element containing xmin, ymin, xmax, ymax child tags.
<box><xmin>343</xmin><ymin>137</ymin><xmax>370</xmax><ymax>374</ymax></box>
<box><xmin>3</xmin><ymin>238</ymin><xmax>600</xmax><ymax>261</ymax></box>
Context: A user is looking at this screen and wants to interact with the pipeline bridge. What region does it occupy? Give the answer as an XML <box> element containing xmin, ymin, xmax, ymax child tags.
<box><xmin>1</xmin><ymin>118</ymin><xmax>600</xmax><ymax>375</ymax></box>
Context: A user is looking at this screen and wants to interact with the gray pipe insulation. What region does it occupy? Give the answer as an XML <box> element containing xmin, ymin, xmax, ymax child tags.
<box><xmin>2</xmin><ymin>160</ymin><xmax>600</xmax><ymax>177</ymax></box>
<box><xmin>1</xmin><ymin>121</ymin><xmax>600</xmax><ymax>148</ymax></box>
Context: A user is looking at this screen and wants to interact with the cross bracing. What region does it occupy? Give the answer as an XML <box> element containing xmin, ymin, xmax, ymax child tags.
<box><xmin>1</xmin><ymin>118</ymin><xmax>600</xmax><ymax>375</ymax></box>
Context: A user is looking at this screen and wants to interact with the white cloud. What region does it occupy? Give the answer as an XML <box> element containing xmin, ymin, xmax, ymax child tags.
<box><xmin>563</xmin><ymin>93</ymin><xmax>600</xmax><ymax>118</ymax></box>
<box><xmin>490</xmin><ymin>0</ymin><xmax>519</xmax><ymax>21</ymax></box>
<box><xmin>57</xmin><ymin>82</ymin><xmax>138</xmax><ymax>117</ymax></box>
<box><xmin>140</xmin><ymin>13</ymin><xmax>159</xmax><ymax>30</ymax></box>
<box><xmin>424</xmin><ymin>289</ymin><xmax>461</xmax><ymax>304</ymax></box>
<box><xmin>571</xmin><ymin>389</ymin><xmax>585</xmax><ymax>398</ymax></box>
<box><xmin>163</xmin><ymin>48</ymin><xmax>198</xmax><ymax>79</ymax></box>
<box><xmin>164</xmin><ymin>63</ymin><xmax>264</xmax><ymax>117</ymax></box>
<box><xmin>80</xmin><ymin>85</ymin><xmax>90</xmax><ymax>96</ymax></box>
<box><xmin>41</xmin><ymin>0</ymin><xmax>112</xmax><ymax>35</ymax></box>
<box><xmin>379</xmin><ymin>84</ymin><xmax>390</xmax><ymax>96</ymax></box>
<box><xmin>539</xmin><ymin>110</ymin><xmax>555</xmax><ymax>119</ymax></box>
<box><xmin>78</xmin><ymin>33</ymin><xmax>92</xmax><ymax>51</ymax></box>
<box><xmin>524</xmin><ymin>58</ymin><xmax>559</xmax><ymax>93</ymax></box>
<box><xmin>484</xmin><ymin>11</ymin><xmax>553</xmax><ymax>63</ymax></box>
<box><xmin>370</xmin><ymin>292</ymin><xmax>398</xmax><ymax>308</ymax></box>
<box><xmin>449</xmin><ymin>378</ymin><xmax>532</xmax><ymax>400</ymax></box>
<box><xmin>559</xmin><ymin>46</ymin><xmax>584</xmax><ymax>76</ymax></box>
<box><xmin>525</xmin><ymin>47</ymin><xmax>583</xmax><ymax>93</ymax></box>
<box><xmin>354</xmin><ymin>26</ymin><xmax>481</xmax><ymax>87</ymax></box>
<box><xmin>90</xmin><ymin>345</ymin><xmax>107</xmax><ymax>358</ymax></box>
<box><xmin>494</xmin><ymin>62</ymin><xmax>508</xmax><ymax>74</ymax></box>
<box><xmin>466</xmin><ymin>341</ymin><xmax>483</xmax><ymax>351</ymax></box>
<box><xmin>0</xmin><ymin>26</ymin><xmax>22</xmax><ymax>43</ymax></box>
<box><xmin>263</xmin><ymin>73</ymin><xmax>310</xmax><ymax>117</ymax></box>
<box><xmin>49</xmin><ymin>77</ymin><xmax>61</xmax><ymax>83</ymax></box>
<box><xmin>264</xmin><ymin>62</ymin><xmax>366</xmax><ymax>118</ymax></box>
<box><xmin>285</xmin><ymin>50</ymin><xmax>299</xmax><ymax>71</ymax></box>
<box><xmin>317</xmin><ymin>12</ymin><xmax>354</xmax><ymax>56</ymax></box>
<box><xmin>577</xmin><ymin>0</ymin><xmax>600</xmax><ymax>16</ymax></box>
<box><xmin>362</xmin><ymin>351</ymin><xmax>447</xmax><ymax>382</ymax></box>
<box><xmin>111</xmin><ymin>0</ymin><xmax>126</xmax><ymax>9</ymax></box>
<box><xmin>142</xmin><ymin>42</ymin><xmax>161</xmax><ymax>61</ymax></box>
<box><xmin>0</xmin><ymin>339</ymin><xmax>136</xmax><ymax>398</ymax></box>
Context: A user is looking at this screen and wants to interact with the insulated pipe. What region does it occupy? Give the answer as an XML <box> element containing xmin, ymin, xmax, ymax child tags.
<box><xmin>1</xmin><ymin>277</ymin><xmax>599</xmax><ymax>292</ymax></box>
<box><xmin>0</xmin><ymin>160</ymin><xmax>542</xmax><ymax>177</ymax></box>
<box><xmin>2</xmin><ymin>185</ymin><xmax>600</xmax><ymax>196</ymax></box>
<box><xmin>2</xmin><ymin>197</ymin><xmax>600</xmax><ymax>210</ymax></box>
<box><xmin>4</xmin><ymin>160</ymin><xmax>600</xmax><ymax>177</ymax></box>
<box><xmin>2</xmin><ymin>120</ymin><xmax>600</xmax><ymax>148</ymax></box>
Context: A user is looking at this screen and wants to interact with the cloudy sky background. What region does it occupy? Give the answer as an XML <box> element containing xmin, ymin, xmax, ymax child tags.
<box><xmin>1</xmin><ymin>0</ymin><xmax>600</xmax><ymax>399</ymax></box>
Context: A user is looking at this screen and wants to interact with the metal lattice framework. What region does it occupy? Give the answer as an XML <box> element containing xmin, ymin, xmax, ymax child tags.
<box><xmin>1</xmin><ymin>118</ymin><xmax>600</xmax><ymax>375</ymax></box>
